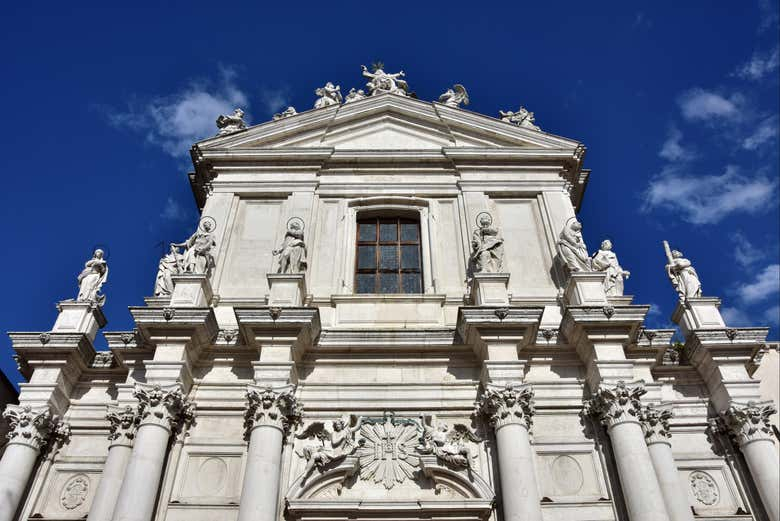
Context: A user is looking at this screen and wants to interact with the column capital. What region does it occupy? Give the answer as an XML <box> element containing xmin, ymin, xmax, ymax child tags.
<box><xmin>474</xmin><ymin>382</ymin><xmax>534</xmax><ymax>431</ymax></box>
<box><xmin>106</xmin><ymin>404</ymin><xmax>140</xmax><ymax>447</ymax></box>
<box><xmin>720</xmin><ymin>400</ymin><xmax>777</xmax><ymax>446</ymax></box>
<box><xmin>639</xmin><ymin>404</ymin><xmax>673</xmax><ymax>445</ymax></box>
<box><xmin>244</xmin><ymin>384</ymin><xmax>302</xmax><ymax>436</ymax></box>
<box><xmin>133</xmin><ymin>383</ymin><xmax>195</xmax><ymax>433</ymax></box>
<box><xmin>2</xmin><ymin>404</ymin><xmax>69</xmax><ymax>451</ymax></box>
<box><xmin>586</xmin><ymin>380</ymin><xmax>646</xmax><ymax>429</ymax></box>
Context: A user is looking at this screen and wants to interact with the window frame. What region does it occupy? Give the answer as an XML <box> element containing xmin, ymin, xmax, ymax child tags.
<box><xmin>355</xmin><ymin>216</ymin><xmax>423</xmax><ymax>294</ymax></box>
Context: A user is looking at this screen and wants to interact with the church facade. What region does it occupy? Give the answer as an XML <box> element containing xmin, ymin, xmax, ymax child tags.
<box><xmin>2</xmin><ymin>67</ymin><xmax>778</xmax><ymax>521</ymax></box>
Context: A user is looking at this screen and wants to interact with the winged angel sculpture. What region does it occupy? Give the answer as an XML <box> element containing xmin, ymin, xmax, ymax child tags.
<box><xmin>417</xmin><ymin>414</ymin><xmax>481</xmax><ymax>470</ymax></box>
<box><xmin>295</xmin><ymin>415</ymin><xmax>363</xmax><ymax>482</ymax></box>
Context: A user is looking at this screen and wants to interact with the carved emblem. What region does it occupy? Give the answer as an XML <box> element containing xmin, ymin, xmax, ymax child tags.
<box><xmin>725</xmin><ymin>328</ymin><xmax>738</xmax><ymax>341</ymax></box>
<box><xmin>119</xmin><ymin>332</ymin><xmax>135</xmax><ymax>345</ymax></box>
<box><xmin>39</xmin><ymin>332</ymin><xmax>51</xmax><ymax>345</ymax></box>
<box><xmin>162</xmin><ymin>308</ymin><xmax>176</xmax><ymax>321</ymax></box>
<box><xmin>60</xmin><ymin>474</ymin><xmax>89</xmax><ymax>510</ymax></box>
<box><xmin>689</xmin><ymin>471</ymin><xmax>719</xmax><ymax>506</ymax></box>
<box><xmin>269</xmin><ymin>307</ymin><xmax>283</xmax><ymax>320</ymax></box>
<box><xmin>494</xmin><ymin>307</ymin><xmax>510</xmax><ymax>320</ymax></box>
<box><xmin>541</xmin><ymin>328</ymin><xmax>557</xmax><ymax>343</ymax></box>
<box><xmin>602</xmin><ymin>305</ymin><xmax>615</xmax><ymax>318</ymax></box>
<box><xmin>355</xmin><ymin>414</ymin><xmax>421</xmax><ymax>489</ymax></box>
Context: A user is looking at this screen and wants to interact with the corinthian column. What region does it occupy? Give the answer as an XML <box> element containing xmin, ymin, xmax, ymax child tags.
<box><xmin>111</xmin><ymin>384</ymin><xmax>193</xmax><ymax>521</ymax></box>
<box><xmin>87</xmin><ymin>405</ymin><xmax>139</xmax><ymax>521</ymax></box>
<box><xmin>0</xmin><ymin>405</ymin><xmax>67</xmax><ymax>521</ymax></box>
<box><xmin>721</xmin><ymin>401</ymin><xmax>779</xmax><ymax>521</ymax></box>
<box><xmin>475</xmin><ymin>383</ymin><xmax>542</xmax><ymax>521</ymax></box>
<box><xmin>639</xmin><ymin>406</ymin><xmax>694</xmax><ymax>521</ymax></box>
<box><xmin>237</xmin><ymin>385</ymin><xmax>301</xmax><ymax>521</ymax></box>
<box><xmin>588</xmin><ymin>381</ymin><xmax>671</xmax><ymax>521</ymax></box>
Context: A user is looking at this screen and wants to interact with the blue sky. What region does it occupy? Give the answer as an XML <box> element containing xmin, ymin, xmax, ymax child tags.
<box><xmin>1</xmin><ymin>1</ymin><xmax>778</xmax><ymax>386</ymax></box>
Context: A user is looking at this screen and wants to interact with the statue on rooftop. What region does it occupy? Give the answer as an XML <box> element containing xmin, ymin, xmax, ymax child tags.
<box><xmin>273</xmin><ymin>106</ymin><xmax>297</xmax><ymax>120</ymax></box>
<box><xmin>438</xmin><ymin>84</ymin><xmax>469</xmax><ymax>108</ymax></box>
<box><xmin>171</xmin><ymin>218</ymin><xmax>217</xmax><ymax>278</ymax></box>
<box><xmin>470</xmin><ymin>212</ymin><xmax>504</xmax><ymax>273</ymax></box>
<box><xmin>76</xmin><ymin>249</ymin><xmax>108</xmax><ymax>305</ymax></box>
<box><xmin>499</xmin><ymin>107</ymin><xmax>540</xmax><ymax>130</ymax></box>
<box><xmin>273</xmin><ymin>218</ymin><xmax>307</xmax><ymax>274</ymax></box>
<box><xmin>557</xmin><ymin>219</ymin><xmax>592</xmax><ymax>273</ymax></box>
<box><xmin>345</xmin><ymin>88</ymin><xmax>367</xmax><ymax>103</ymax></box>
<box><xmin>154</xmin><ymin>245</ymin><xmax>182</xmax><ymax>296</ymax></box>
<box><xmin>361</xmin><ymin>64</ymin><xmax>409</xmax><ymax>96</ymax></box>
<box><xmin>663</xmin><ymin>241</ymin><xmax>702</xmax><ymax>301</ymax></box>
<box><xmin>314</xmin><ymin>82</ymin><xmax>342</xmax><ymax>109</ymax></box>
<box><xmin>592</xmin><ymin>239</ymin><xmax>630</xmax><ymax>296</ymax></box>
<box><xmin>216</xmin><ymin>108</ymin><xmax>247</xmax><ymax>135</ymax></box>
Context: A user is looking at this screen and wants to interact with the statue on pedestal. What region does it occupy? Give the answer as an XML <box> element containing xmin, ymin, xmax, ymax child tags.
<box><xmin>216</xmin><ymin>108</ymin><xmax>247</xmax><ymax>135</ymax></box>
<box><xmin>663</xmin><ymin>241</ymin><xmax>702</xmax><ymax>300</ymax></box>
<box><xmin>499</xmin><ymin>107</ymin><xmax>540</xmax><ymax>130</ymax></box>
<box><xmin>76</xmin><ymin>249</ymin><xmax>108</xmax><ymax>305</ymax></box>
<box><xmin>154</xmin><ymin>245</ymin><xmax>182</xmax><ymax>296</ymax></box>
<box><xmin>314</xmin><ymin>82</ymin><xmax>342</xmax><ymax>109</ymax></box>
<box><xmin>344</xmin><ymin>88</ymin><xmax>367</xmax><ymax>103</ymax></box>
<box><xmin>592</xmin><ymin>240</ymin><xmax>630</xmax><ymax>296</ymax></box>
<box><xmin>557</xmin><ymin>219</ymin><xmax>592</xmax><ymax>273</ymax></box>
<box><xmin>273</xmin><ymin>106</ymin><xmax>297</xmax><ymax>120</ymax></box>
<box><xmin>361</xmin><ymin>64</ymin><xmax>409</xmax><ymax>96</ymax></box>
<box><xmin>171</xmin><ymin>218</ymin><xmax>217</xmax><ymax>278</ymax></box>
<box><xmin>471</xmin><ymin>212</ymin><xmax>504</xmax><ymax>273</ymax></box>
<box><xmin>438</xmin><ymin>84</ymin><xmax>469</xmax><ymax>108</ymax></box>
<box><xmin>273</xmin><ymin>218</ymin><xmax>307</xmax><ymax>274</ymax></box>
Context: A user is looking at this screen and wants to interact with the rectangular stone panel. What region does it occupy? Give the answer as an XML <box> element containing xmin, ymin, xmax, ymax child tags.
<box><xmin>171</xmin><ymin>449</ymin><xmax>244</xmax><ymax>504</ymax></box>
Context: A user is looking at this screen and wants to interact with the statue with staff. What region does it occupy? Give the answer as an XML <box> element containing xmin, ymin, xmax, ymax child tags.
<box><xmin>663</xmin><ymin>241</ymin><xmax>702</xmax><ymax>301</ymax></box>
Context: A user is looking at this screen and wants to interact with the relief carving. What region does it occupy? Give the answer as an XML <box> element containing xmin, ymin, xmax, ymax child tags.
<box><xmin>551</xmin><ymin>455</ymin><xmax>584</xmax><ymax>495</ymax></box>
<box><xmin>586</xmin><ymin>380</ymin><xmax>645</xmax><ymax>429</ymax></box>
<box><xmin>296</xmin><ymin>415</ymin><xmax>364</xmax><ymax>482</ymax></box>
<box><xmin>689</xmin><ymin>471</ymin><xmax>719</xmax><ymax>506</ymax></box>
<box><xmin>721</xmin><ymin>400</ymin><xmax>777</xmax><ymax>446</ymax></box>
<box><xmin>474</xmin><ymin>383</ymin><xmax>535</xmax><ymax>430</ymax></box>
<box><xmin>355</xmin><ymin>413</ymin><xmax>421</xmax><ymax>489</ymax></box>
<box><xmin>133</xmin><ymin>383</ymin><xmax>195</xmax><ymax>433</ymax></box>
<box><xmin>244</xmin><ymin>385</ymin><xmax>302</xmax><ymax>436</ymax></box>
<box><xmin>60</xmin><ymin>474</ymin><xmax>89</xmax><ymax>510</ymax></box>
<box><xmin>3</xmin><ymin>404</ymin><xmax>67</xmax><ymax>451</ymax></box>
<box><xmin>106</xmin><ymin>404</ymin><xmax>139</xmax><ymax>446</ymax></box>
<box><xmin>418</xmin><ymin>414</ymin><xmax>481</xmax><ymax>470</ymax></box>
<box><xmin>639</xmin><ymin>404</ymin><xmax>673</xmax><ymax>445</ymax></box>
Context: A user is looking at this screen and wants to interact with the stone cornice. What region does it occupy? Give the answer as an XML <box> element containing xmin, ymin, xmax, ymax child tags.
<box><xmin>244</xmin><ymin>384</ymin><xmax>302</xmax><ymax>436</ymax></box>
<box><xmin>456</xmin><ymin>306</ymin><xmax>543</xmax><ymax>348</ymax></box>
<box><xmin>474</xmin><ymin>382</ymin><xmax>535</xmax><ymax>431</ymax></box>
<box><xmin>129</xmin><ymin>307</ymin><xmax>218</xmax><ymax>346</ymax></box>
<box><xmin>560</xmin><ymin>305</ymin><xmax>649</xmax><ymax>346</ymax></box>
<box><xmin>586</xmin><ymin>380</ymin><xmax>646</xmax><ymax>430</ymax></box>
<box><xmin>234</xmin><ymin>307</ymin><xmax>321</xmax><ymax>354</ymax></box>
<box><xmin>8</xmin><ymin>332</ymin><xmax>95</xmax><ymax>382</ymax></box>
<box><xmin>684</xmin><ymin>327</ymin><xmax>768</xmax><ymax>363</ymax></box>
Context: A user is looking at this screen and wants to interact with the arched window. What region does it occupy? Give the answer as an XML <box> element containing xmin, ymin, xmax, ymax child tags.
<box><xmin>355</xmin><ymin>216</ymin><xmax>422</xmax><ymax>294</ymax></box>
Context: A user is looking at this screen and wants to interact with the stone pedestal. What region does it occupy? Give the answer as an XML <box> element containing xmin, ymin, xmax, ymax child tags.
<box><xmin>469</xmin><ymin>273</ymin><xmax>510</xmax><ymax>306</ymax></box>
<box><xmin>267</xmin><ymin>273</ymin><xmax>306</xmax><ymax>307</ymax></box>
<box><xmin>564</xmin><ymin>272</ymin><xmax>608</xmax><ymax>306</ymax></box>
<box><xmin>170</xmin><ymin>274</ymin><xmax>213</xmax><ymax>307</ymax></box>
<box><xmin>52</xmin><ymin>301</ymin><xmax>107</xmax><ymax>343</ymax></box>
<box><xmin>671</xmin><ymin>298</ymin><xmax>725</xmax><ymax>339</ymax></box>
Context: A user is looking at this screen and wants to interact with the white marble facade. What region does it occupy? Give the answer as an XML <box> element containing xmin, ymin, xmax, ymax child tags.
<box><xmin>2</xmin><ymin>76</ymin><xmax>778</xmax><ymax>521</ymax></box>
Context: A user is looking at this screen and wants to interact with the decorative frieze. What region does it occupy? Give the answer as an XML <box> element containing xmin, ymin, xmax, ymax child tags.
<box><xmin>720</xmin><ymin>401</ymin><xmax>777</xmax><ymax>446</ymax></box>
<box><xmin>106</xmin><ymin>404</ymin><xmax>140</xmax><ymax>446</ymax></box>
<box><xmin>3</xmin><ymin>404</ymin><xmax>69</xmax><ymax>451</ymax></box>
<box><xmin>419</xmin><ymin>415</ymin><xmax>481</xmax><ymax>470</ymax></box>
<box><xmin>133</xmin><ymin>383</ymin><xmax>194</xmax><ymax>432</ymax></box>
<box><xmin>244</xmin><ymin>385</ymin><xmax>302</xmax><ymax>436</ymax></box>
<box><xmin>639</xmin><ymin>405</ymin><xmax>673</xmax><ymax>445</ymax></box>
<box><xmin>586</xmin><ymin>380</ymin><xmax>646</xmax><ymax>429</ymax></box>
<box><xmin>474</xmin><ymin>383</ymin><xmax>535</xmax><ymax>430</ymax></box>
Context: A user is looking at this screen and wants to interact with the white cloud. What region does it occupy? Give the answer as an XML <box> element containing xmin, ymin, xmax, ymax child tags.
<box><xmin>658</xmin><ymin>126</ymin><xmax>694</xmax><ymax>161</ymax></box>
<box><xmin>742</xmin><ymin>115</ymin><xmax>779</xmax><ymax>150</ymax></box>
<box><xmin>730</xmin><ymin>231</ymin><xmax>766</xmax><ymax>268</ymax></box>
<box><xmin>734</xmin><ymin>46</ymin><xmax>780</xmax><ymax>80</ymax></box>
<box><xmin>160</xmin><ymin>197</ymin><xmax>189</xmax><ymax>221</ymax></box>
<box><xmin>259</xmin><ymin>88</ymin><xmax>290</xmax><ymax>115</ymax></box>
<box><xmin>735</xmin><ymin>263</ymin><xmax>780</xmax><ymax>304</ymax></box>
<box><xmin>105</xmin><ymin>67</ymin><xmax>250</xmax><ymax>157</ymax></box>
<box><xmin>677</xmin><ymin>88</ymin><xmax>742</xmax><ymax>122</ymax></box>
<box><xmin>721</xmin><ymin>306</ymin><xmax>751</xmax><ymax>326</ymax></box>
<box><xmin>764</xmin><ymin>305</ymin><xmax>780</xmax><ymax>325</ymax></box>
<box><xmin>641</xmin><ymin>165</ymin><xmax>777</xmax><ymax>225</ymax></box>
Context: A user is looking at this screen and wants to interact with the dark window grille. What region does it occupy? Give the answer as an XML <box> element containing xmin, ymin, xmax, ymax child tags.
<box><xmin>355</xmin><ymin>217</ymin><xmax>422</xmax><ymax>294</ymax></box>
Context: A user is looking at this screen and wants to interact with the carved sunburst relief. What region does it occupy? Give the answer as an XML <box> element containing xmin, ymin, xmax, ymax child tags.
<box><xmin>355</xmin><ymin>414</ymin><xmax>421</xmax><ymax>489</ymax></box>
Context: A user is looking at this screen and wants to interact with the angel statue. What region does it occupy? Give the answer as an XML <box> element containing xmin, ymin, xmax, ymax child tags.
<box><xmin>557</xmin><ymin>219</ymin><xmax>592</xmax><ymax>273</ymax></box>
<box><xmin>592</xmin><ymin>239</ymin><xmax>630</xmax><ymax>296</ymax></box>
<box><xmin>273</xmin><ymin>106</ymin><xmax>297</xmax><ymax>120</ymax></box>
<box><xmin>171</xmin><ymin>219</ymin><xmax>217</xmax><ymax>278</ymax></box>
<box><xmin>499</xmin><ymin>107</ymin><xmax>541</xmax><ymax>130</ymax></box>
<box><xmin>663</xmin><ymin>241</ymin><xmax>702</xmax><ymax>301</ymax></box>
<box><xmin>344</xmin><ymin>88</ymin><xmax>367</xmax><ymax>103</ymax></box>
<box><xmin>438</xmin><ymin>84</ymin><xmax>469</xmax><ymax>108</ymax></box>
<box><xmin>273</xmin><ymin>219</ymin><xmax>307</xmax><ymax>274</ymax></box>
<box><xmin>417</xmin><ymin>415</ymin><xmax>481</xmax><ymax>470</ymax></box>
<box><xmin>216</xmin><ymin>108</ymin><xmax>247</xmax><ymax>136</ymax></box>
<box><xmin>154</xmin><ymin>245</ymin><xmax>182</xmax><ymax>297</ymax></box>
<box><xmin>314</xmin><ymin>82</ymin><xmax>342</xmax><ymax>109</ymax></box>
<box><xmin>471</xmin><ymin>212</ymin><xmax>504</xmax><ymax>273</ymax></box>
<box><xmin>76</xmin><ymin>249</ymin><xmax>108</xmax><ymax>305</ymax></box>
<box><xmin>295</xmin><ymin>415</ymin><xmax>364</xmax><ymax>481</ymax></box>
<box><xmin>361</xmin><ymin>64</ymin><xmax>409</xmax><ymax>96</ymax></box>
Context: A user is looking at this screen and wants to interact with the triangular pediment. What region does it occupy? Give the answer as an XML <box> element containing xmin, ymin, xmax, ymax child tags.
<box><xmin>196</xmin><ymin>94</ymin><xmax>580</xmax><ymax>151</ymax></box>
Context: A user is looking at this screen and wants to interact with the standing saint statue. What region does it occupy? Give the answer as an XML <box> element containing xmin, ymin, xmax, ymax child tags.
<box><xmin>76</xmin><ymin>249</ymin><xmax>109</xmax><ymax>305</ymax></box>
<box><xmin>361</xmin><ymin>64</ymin><xmax>410</xmax><ymax>96</ymax></box>
<box><xmin>557</xmin><ymin>219</ymin><xmax>592</xmax><ymax>273</ymax></box>
<box><xmin>663</xmin><ymin>241</ymin><xmax>702</xmax><ymax>300</ymax></box>
<box><xmin>470</xmin><ymin>212</ymin><xmax>504</xmax><ymax>273</ymax></box>
<box><xmin>273</xmin><ymin>218</ymin><xmax>307</xmax><ymax>274</ymax></box>
<box><xmin>171</xmin><ymin>218</ymin><xmax>217</xmax><ymax>278</ymax></box>
<box><xmin>592</xmin><ymin>239</ymin><xmax>630</xmax><ymax>296</ymax></box>
<box><xmin>153</xmin><ymin>245</ymin><xmax>182</xmax><ymax>296</ymax></box>
<box><xmin>314</xmin><ymin>82</ymin><xmax>342</xmax><ymax>109</ymax></box>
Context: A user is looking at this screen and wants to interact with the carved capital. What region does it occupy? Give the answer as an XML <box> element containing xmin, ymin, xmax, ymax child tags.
<box><xmin>106</xmin><ymin>405</ymin><xmax>140</xmax><ymax>447</ymax></box>
<box><xmin>244</xmin><ymin>385</ymin><xmax>302</xmax><ymax>436</ymax></box>
<box><xmin>721</xmin><ymin>401</ymin><xmax>777</xmax><ymax>446</ymax></box>
<box><xmin>639</xmin><ymin>405</ymin><xmax>673</xmax><ymax>445</ymax></box>
<box><xmin>133</xmin><ymin>383</ymin><xmax>195</xmax><ymax>433</ymax></box>
<box><xmin>3</xmin><ymin>404</ymin><xmax>68</xmax><ymax>451</ymax></box>
<box><xmin>587</xmin><ymin>380</ymin><xmax>646</xmax><ymax>429</ymax></box>
<box><xmin>474</xmin><ymin>383</ymin><xmax>534</xmax><ymax>431</ymax></box>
